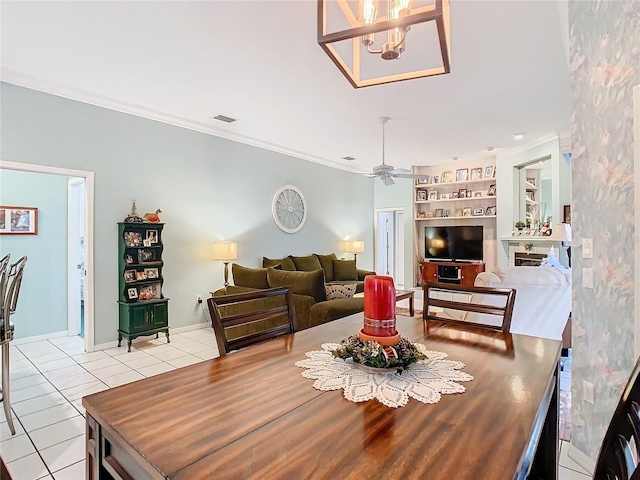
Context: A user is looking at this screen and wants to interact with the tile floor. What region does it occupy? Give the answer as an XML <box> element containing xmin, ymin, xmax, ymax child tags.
<box><xmin>1</xmin><ymin>327</ymin><xmax>591</xmax><ymax>479</ymax></box>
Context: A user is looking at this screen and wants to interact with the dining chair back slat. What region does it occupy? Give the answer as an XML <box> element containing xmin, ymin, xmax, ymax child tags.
<box><xmin>207</xmin><ymin>286</ymin><xmax>297</xmax><ymax>355</ymax></box>
<box><xmin>423</xmin><ymin>282</ymin><xmax>516</xmax><ymax>333</ymax></box>
<box><xmin>595</xmin><ymin>358</ymin><xmax>640</xmax><ymax>480</ymax></box>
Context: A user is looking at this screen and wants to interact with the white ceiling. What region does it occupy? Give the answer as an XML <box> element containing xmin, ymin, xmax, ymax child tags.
<box><xmin>0</xmin><ymin>0</ymin><xmax>571</xmax><ymax>174</ymax></box>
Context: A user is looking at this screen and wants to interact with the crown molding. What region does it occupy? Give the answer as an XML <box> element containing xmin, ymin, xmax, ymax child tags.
<box><xmin>0</xmin><ymin>69</ymin><xmax>361</xmax><ymax>174</ymax></box>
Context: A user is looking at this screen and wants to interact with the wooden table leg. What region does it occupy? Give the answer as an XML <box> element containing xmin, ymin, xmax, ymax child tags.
<box><xmin>409</xmin><ymin>293</ymin><xmax>414</xmax><ymax>317</ymax></box>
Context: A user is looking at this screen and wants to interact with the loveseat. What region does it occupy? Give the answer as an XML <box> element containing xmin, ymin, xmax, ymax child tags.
<box><xmin>212</xmin><ymin>254</ymin><xmax>376</xmax><ymax>333</ymax></box>
<box><xmin>474</xmin><ymin>266</ymin><xmax>571</xmax><ymax>341</ymax></box>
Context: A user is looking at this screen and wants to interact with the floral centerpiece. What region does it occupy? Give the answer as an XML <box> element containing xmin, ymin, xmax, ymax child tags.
<box><xmin>331</xmin><ymin>334</ymin><xmax>427</xmax><ymax>372</ymax></box>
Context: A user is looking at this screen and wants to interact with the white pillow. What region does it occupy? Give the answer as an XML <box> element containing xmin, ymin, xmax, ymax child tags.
<box><xmin>325</xmin><ymin>283</ymin><xmax>357</xmax><ymax>300</ymax></box>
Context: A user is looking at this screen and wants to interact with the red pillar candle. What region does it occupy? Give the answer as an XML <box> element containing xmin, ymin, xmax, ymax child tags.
<box><xmin>363</xmin><ymin>275</ymin><xmax>397</xmax><ymax>337</ymax></box>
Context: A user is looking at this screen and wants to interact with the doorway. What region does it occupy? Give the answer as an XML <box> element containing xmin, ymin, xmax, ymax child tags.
<box><xmin>375</xmin><ymin>208</ymin><xmax>404</xmax><ymax>289</ymax></box>
<box><xmin>0</xmin><ymin>160</ymin><xmax>95</xmax><ymax>352</ymax></box>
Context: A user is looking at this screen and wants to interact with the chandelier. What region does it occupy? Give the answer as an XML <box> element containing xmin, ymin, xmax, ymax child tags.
<box><xmin>318</xmin><ymin>0</ymin><xmax>451</xmax><ymax>88</ymax></box>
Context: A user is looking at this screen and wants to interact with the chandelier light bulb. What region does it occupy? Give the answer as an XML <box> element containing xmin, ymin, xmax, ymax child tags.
<box><xmin>360</xmin><ymin>0</ymin><xmax>379</xmax><ymax>24</ymax></box>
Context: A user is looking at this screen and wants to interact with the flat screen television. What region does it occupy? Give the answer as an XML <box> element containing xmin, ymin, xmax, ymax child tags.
<box><xmin>424</xmin><ymin>226</ymin><xmax>484</xmax><ymax>262</ymax></box>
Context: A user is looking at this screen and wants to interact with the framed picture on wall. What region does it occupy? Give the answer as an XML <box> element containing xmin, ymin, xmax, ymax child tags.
<box><xmin>417</xmin><ymin>190</ymin><xmax>427</xmax><ymax>201</ymax></box>
<box><xmin>563</xmin><ymin>205</ymin><xmax>571</xmax><ymax>224</ymax></box>
<box><xmin>0</xmin><ymin>206</ymin><xmax>38</xmax><ymax>235</ymax></box>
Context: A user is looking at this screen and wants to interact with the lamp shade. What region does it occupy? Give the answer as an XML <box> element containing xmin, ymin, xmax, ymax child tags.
<box><xmin>549</xmin><ymin>223</ymin><xmax>572</xmax><ymax>244</ymax></box>
<box><xmin>213</xmin><ymin>242</ymin><xmax>238</xmax><ymax>261</ymax></box>
<box><xmin>344</xmin><ymin>240</ymin><xmax>365</xmax><ymax>253</ymax></box>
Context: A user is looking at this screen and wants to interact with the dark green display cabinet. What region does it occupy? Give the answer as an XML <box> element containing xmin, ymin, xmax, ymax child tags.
<box><xmin>117</xmin><ymin>222</ymin><xmax>169</xmax><ymax>351</ymax></box>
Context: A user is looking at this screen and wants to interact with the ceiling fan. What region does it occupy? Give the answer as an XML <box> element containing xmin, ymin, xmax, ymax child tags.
<box><xmin>366</xmin><ymin>117</ymin><xmax>430</xmax><ymax>186</ymax></box>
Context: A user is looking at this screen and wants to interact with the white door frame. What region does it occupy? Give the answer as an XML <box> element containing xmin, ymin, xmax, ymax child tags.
<box><xmin>374</xmin><ymin>207</ymin><xmax>404</xmax><ymax>283</ymax></box>
<box><xmin>0</xmin><ymin>160</ymin><xmax>95</xmax><ymax>353</ymax></box>
<box><xmin>67</xmin><ymin>177</ymin><xmax>84</xmax><ymax>337</ymax></box>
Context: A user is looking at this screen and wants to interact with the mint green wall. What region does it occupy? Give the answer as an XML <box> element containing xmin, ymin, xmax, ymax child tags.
<box><xmin>0</xmin><ymin>170</ymin><xmax>68</xmax><ymax>338</ymax></box>
<box><xmin>373</xmin><ymin>178</ymin><xmax>414</xmax><ymax>288</ymax></box>
<box><xmin>0</xmin><ymin>83</ymin><xmax>374</xmax><ymax>346</ymax></box>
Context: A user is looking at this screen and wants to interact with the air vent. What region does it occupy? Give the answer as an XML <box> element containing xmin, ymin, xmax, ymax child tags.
<box><xmin>212</xmin><ymin>114</ymin><xmax>237</xmax><ymax>123</ymax></box>
<box><xmin>342</xmin><ymin>156</ymin><xmax>356</xmax><ymax>161</ymax></box>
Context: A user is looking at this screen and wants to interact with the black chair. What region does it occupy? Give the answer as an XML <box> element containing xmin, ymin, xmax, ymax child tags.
<box><xmin>423</xmin><ymin>282</ymin><xmax>516</xmax><ymax>333</ymax></box>
<box><xmin>207</xmin><ymin>286</ymin><xmax>297</xmax><ymax>355</ymax></box>
<box><xmin>594</xmin><ymin>357</ymin><xmax>640</xmax><ymax>480</ymax></box>
<box><xmin>1</xmin><ymin>255</ymin><xmax>27</xmax><ymax>436</ymax></box>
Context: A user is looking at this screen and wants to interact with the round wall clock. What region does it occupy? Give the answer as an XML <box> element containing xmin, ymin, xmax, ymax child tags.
<box><xmin>272</xmin><ymin>185</ymin><xmax>307</xmax><ymax>233</ymax></box>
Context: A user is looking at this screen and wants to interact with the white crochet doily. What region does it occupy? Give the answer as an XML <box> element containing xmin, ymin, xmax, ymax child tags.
<box><xmin>294</xmin><ymin>343</ymin><xmax>473</xmax><ymax>408</ymax></box>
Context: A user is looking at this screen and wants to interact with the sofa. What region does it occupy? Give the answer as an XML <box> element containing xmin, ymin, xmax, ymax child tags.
<box><xmin>212</xmin><ymin>254</ymin><xmax>376</xmax><ymax>335</ymax></box>
<box><xmin>474</xmin><ymin>266</ymin><xmax>571</xmax><ymax>341</ymax></box>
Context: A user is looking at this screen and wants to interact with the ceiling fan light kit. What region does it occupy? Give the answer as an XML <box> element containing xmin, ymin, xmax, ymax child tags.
<box><xmin>318</xmin><ymin>0</ymin><xmax>451</xmax><ymax>88</ymax></box>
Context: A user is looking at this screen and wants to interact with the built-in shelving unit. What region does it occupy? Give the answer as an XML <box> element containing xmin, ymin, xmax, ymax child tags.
<box><xmin>412</xmin><ymin>159</ymin><xmax>498</xmax><ymax>286</ymax></box>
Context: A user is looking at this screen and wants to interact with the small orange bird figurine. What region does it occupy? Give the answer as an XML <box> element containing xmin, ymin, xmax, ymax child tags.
<box><xmin>143</xmin><ymin>209</ymin><xmax>162</xmax><ymax>223</ymax></box>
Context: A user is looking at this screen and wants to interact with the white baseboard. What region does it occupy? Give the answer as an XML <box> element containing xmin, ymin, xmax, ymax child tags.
<box><xmin>12</xmin><ymin>330</ymin><xmax>71</xmax><ymax>345</ymax></box>
<box><xmin>93</xmin><ymin>323</ymin><xmax>211</xmax><ymax>351</ymax></box>
<box><xmin>567</xmin><ymin>442</ymin><xmax>596</xmax><ymax>475</ymax></box>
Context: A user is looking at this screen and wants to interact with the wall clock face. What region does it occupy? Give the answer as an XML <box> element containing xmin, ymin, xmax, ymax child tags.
<box><xmin>272</xmin><ymin>185</ymin><xmax>307</xmax><ymax>233</ymax></box>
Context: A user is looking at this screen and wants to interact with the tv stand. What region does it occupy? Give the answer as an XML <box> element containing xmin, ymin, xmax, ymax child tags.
<box><xmin>421</xmin><ymin>261</ymin><xmax>485</xmax><ymax>286</ymax></box>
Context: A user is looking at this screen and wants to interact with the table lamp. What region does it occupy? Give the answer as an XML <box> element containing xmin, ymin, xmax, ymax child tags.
<box><xmin>213</xmin><ymin>242</ymin><xmax>238</xmax><ymax>290</ymax></box>
<box><xmin>549</xmin><ymin>223</ymin><xmax>572</xmax><ymax>267</ymax></box>
<box><xmin>344</xmin><ymin>240</ymin><xmax>365</xmax><ymax>262</ymax></box>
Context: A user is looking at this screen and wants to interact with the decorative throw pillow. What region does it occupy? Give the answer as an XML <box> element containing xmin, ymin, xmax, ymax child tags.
<box><xmin>231</xmin><ymin>264</ymin><xmax>271</xmax><ymax>289</ymax></box>
<box><xmin>290</xmin><ymin>255</ymin><xmax>322</xmax><ymax>272</ymax></box>
<box><xmin>267</xmin><ymin>268</ymin><xmax>327</xmax><ymax>303</ymax></box>
<box><xmin>263</xmin><ymin>256</ymin><xmax>296</xmax><ymax>271</ymax></box>
<box><xmin>333</xmin><ymin>259</ymin><xmax>358</xmax><ymax>281</ymax></box>
<box><xmin>325</xmin><ymin>283</ymin><xmax>357</xmax><ymax>301</ymax></box>
<box><xmin>314</xmin><ymin>253</ymin><xmax>337</xmax><ymax>282</ymax></box>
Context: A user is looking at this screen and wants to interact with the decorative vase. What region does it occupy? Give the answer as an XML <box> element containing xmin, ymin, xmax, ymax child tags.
<box><xmin>360</xmin><ymin>275</ymin><xmax>401</xmax><ymax>346</ymax></box>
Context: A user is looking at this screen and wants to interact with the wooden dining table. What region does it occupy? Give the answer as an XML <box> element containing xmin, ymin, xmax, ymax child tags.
<box><xmin>83</xmin><ymin>314</ymin><xmax>561</xmax><ymax>480</ymax></box>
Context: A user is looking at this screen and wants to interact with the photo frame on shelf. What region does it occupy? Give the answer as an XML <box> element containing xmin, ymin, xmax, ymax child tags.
<box><xmin>473</xmin><ymin>191</ymin><xmax>483</xmax><ymax>197</ymax></box>
<box><xmin>426</xmin><ymin>211</ymin><xmax>434</xmax><ymax>218</ymax></box>
<box><xmin>458</xmin><ymin>188</ymin><xmax>467</xmax><ymax>198</ymax></box>
<box><xmin>138</xmin><ymin>284</ymin><xmax>161</xmax><ymax>301</ymax></box>
<box><xmin>485</xmin><ymin>206</ymin><xmax>497</xmax><ymax>216</ymax></box>
<box><xmin>435</xmin><ymin>208</ymin><xmax>444</xmax><ymax>217</ymax></box>
<box><xmin>440</xmin><ymin>193</ymin><xmax>450</xmax><ymax>200</ymax></box>
<box><xmin>454</xmin><ymin>208</ymin><xmax>463</xmax><ymax>218</ymax></box>
<box><xmin>417</xmin><ymin>190</ymin><xmax>427</xmax><ymax>201</ymax></box>
<box><xmin>432</xmin><ymin>175</ymin><xmax>440</xmax><ymax>184</ymax></box>
<box><xmin>124</xmin><ymin>231</ymin><xmax>142</xmax><ymax>247</ymax></box>
<box><xmin>127</xmin><ymin>287</ymin><xmax>138</xmax><ymax>300</ymax></box>
<box><xmin>124</xmin><ymin>270</ymin><xmax>136</xmax><ymax>283</ymax></box>
<box><xmin>441</xmin><ymin>171</ymin><xmax>453</xmax><ymax>183</ymax></box>
<box><xmin>428</xmin><ymin>191</ymin><xmax>438</xmax><ymax>200</ymax></box>
<box><xmin>470</xmin><ymin>168</ymin><xmax>482</xmax><ymax>180</ymax></box>
<box><xmin>135</xmin><ymin>271</ymin><xmax>148</xmax><ymax>281</ymax></box>
<box><xmin>456</xmin><ymin>168</ymin><xmax>469</xmax><ymax>182</ymax></box>
<box><xmin>563</xmin><ymin>204</ymin><xmax>571</xmax><ymax>224</ymax></box>
<box><xmin>484</xmin><ymin>165</ymin><xmax>495</xmax><ymax>178</ymax></box>
<box><xmin>466</xmin><ymin>190</ymin><xmax>472</xmax><ymax>198</ymax></box>
<box><xmin>487</xmin><ymin>184</ymin><xmax>496</xmax><ymax>196</ymax></box>
<box><xmin>0</xmin><ymin>206</ymin><xmax>39</xmax><ymax>235</ymax></box>
<box><xmin>125</xmin><ymin>254</ymin><xmax>134</xmax><ymax>265</ymax></box>
<box><xmin>452</xmin><ymin>192</ymin><xmax>459</xmax><ymax>199</ymax></box>
<box><xmin>417</xmin><ymin>211</ymin><xmax>426</xmax><ymax>219</ymax></box>
<box><xmin>417</xmin><ymin>176</ymin><xmax>430</xmax><ymax>184</ymax></box>
<box><xmin>443</xmin><ymin>210</ymin><xmax>450</xmax><ymax>217</ymax></box>
<box><xmin>146</xmin><ymin>230</ymin><xmax>158</xmax><ymax>244</ymax></box>
<box><xmin>473</xmin><ymin>207</ymin><xmax>484</xmax><ymax>216</ymax></box>
<box><xmin>138</xmin><ymin>249</ymin><xmax>157</xmax><ymax>263</ymax></box>
<box><xmin>527</xmin><ymin>177</ymin><xmax>536</xmax><ymax>187</ymax></box>
<box><xmin>525</xmin><ymin>191</ymin><xmax>535</xmax><ymax>201</ymax></box>
<box><xmin>462</xmin><ymin>207</ymin><xmax>472</xmax><ymax>217</ymax></box>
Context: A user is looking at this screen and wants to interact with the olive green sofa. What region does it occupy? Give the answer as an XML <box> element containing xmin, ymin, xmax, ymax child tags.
<box><xmin>212</xmin><ymin>254</ymin><xmax>375</xmax><ymax>332</ymax></box>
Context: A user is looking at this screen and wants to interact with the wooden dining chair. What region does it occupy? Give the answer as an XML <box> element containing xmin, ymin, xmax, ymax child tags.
<box><xmin>207</xmin><ymin>286</ymin><xmax>298</xmax><ymax>355</ymax></box>
<box><xmin>1</xmin><ymin>255</ymin><xmax>27</xmax><ymax>436</ymax></box>
<box><xmin>594</xmin><ymin>357</ymin><xmax>640</xmax><ymax>480</ymax></box>
<box><xmin>423</xmin><ymin>282</ymin><xmax>516</xmax><ymax>333</ymax></box>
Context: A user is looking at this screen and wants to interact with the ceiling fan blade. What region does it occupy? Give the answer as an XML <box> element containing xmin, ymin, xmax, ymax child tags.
<box><xmin>390</xmin><ymin>168</ymin><xmax>410</xmax><ymax>175</ymax></box>
<box><xmin>394</xmin><ymin>173</ymin><xmax>429</xmax><ymax>179</ymax></box>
